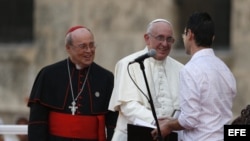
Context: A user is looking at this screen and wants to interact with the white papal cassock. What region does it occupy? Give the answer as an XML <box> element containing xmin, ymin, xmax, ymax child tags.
<box><xmin>108</xmin><ymin>47</ymin><xmax>184</xmax><ymax>141</ymax></box>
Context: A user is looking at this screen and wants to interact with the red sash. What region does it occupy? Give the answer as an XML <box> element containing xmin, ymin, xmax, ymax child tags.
<box><xmin>49</xmin><ymin>111</ymin><xmax>106</xmax><ymax>141</ymax></box>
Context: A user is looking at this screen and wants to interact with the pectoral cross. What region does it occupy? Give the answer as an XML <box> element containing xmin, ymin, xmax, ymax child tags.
<box><xmin>69</xmin><ymin>101</ymin><xmax>78</xmax><ymax>115</ymax></box>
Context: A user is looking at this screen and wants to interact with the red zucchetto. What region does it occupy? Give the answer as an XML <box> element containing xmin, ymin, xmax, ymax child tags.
<box><xmin>66</xmin><ymin>25</ymin><xmax>85</xmax><ymax>35</ymax></box>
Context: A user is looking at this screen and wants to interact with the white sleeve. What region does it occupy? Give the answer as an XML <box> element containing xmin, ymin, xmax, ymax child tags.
<box><xmin>120</xmin><ymin>100</ymin><xmax>155</xmax><ymax>124</ymax></box>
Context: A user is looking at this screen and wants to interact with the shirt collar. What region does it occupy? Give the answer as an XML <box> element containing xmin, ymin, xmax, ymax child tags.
<box><xmin>191</xmin><ymin>48</ymin><xmax>215</xmax><ymax>61</ymax></box>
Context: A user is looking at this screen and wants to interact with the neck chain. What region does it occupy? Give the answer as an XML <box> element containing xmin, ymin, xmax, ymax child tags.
<box><xmin>67</xmin><ymin>59</ymin><xmax>90</xmax><ymax>115</ymax></box>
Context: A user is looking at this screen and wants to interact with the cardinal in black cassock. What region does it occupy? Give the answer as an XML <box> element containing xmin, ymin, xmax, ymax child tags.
<box><xmin>27</xmin><ymin>26</ymin><xmax>118</xmax><ymax>141</ymax></box>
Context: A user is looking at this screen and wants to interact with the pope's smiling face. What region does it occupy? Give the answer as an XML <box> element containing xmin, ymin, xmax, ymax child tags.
<box><xmin>144</xmin><ymin>21</ymin><xmax>175</xmax><ymax>61</ymax></box>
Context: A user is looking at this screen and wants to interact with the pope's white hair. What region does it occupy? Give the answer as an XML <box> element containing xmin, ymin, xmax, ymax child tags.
<box><xmin>146</xmin><ymin>18</ymin><xmax>172</xmax><ymax>33</ymax></box>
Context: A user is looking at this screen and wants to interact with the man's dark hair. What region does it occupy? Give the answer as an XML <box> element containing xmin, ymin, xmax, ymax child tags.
<box><xmin>186</xmin><ymin>12</ymin><xmax>215</xmax><ymax>47</ymax></box>
<box><xmin>231</xmin><ymin>105</ymin><xmax>250</xmax><ymax>125</ymax></box>
<box><xmin>15</xmin><ymin>117</ymin><xmax>28</xmax><ymax>124</ymax></box>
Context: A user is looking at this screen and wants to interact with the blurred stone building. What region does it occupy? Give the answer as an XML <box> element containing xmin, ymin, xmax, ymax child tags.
<box><xmin>0</xmin><ymin>0</ymin><xmax>249</xmax><ymax>124</ymax></box>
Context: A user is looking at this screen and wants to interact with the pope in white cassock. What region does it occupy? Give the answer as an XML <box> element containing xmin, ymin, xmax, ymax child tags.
<box><xmin>108</xmin><ymin>19</ymin><xmax>184</xmax><ymax>141</ymax></box>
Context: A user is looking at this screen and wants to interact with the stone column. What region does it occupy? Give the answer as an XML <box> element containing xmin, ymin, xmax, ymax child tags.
<box><xmin>231</xmin><ymin>0</ymin><xmax>250</xmax><ymax>115</ymax></box>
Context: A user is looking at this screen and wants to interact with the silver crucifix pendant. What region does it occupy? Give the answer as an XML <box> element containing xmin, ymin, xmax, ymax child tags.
<box><xmin>69</xmin><ymin>101</ymin><xmax>78</xmax><ymax>115</ymax></box>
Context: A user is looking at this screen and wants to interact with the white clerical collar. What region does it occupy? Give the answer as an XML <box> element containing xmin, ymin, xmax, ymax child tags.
<box><xmin>75</xmin><ymin>64</ymin><xmax>82</xmax><ymax>70</ymax></box>
<box><xmin>149</xmin><ymin>57</ymin><xmax>165</xmax><ymax>65</ymax></box>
